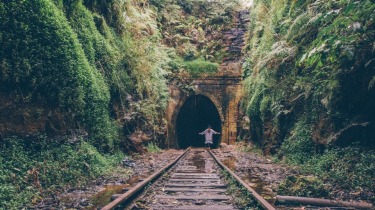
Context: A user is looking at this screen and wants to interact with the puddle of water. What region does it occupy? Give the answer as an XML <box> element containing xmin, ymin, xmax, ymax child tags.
<box><xmin>86</xmin><ymin>176</ymin><xmax>143</xmax><ymax>209</ymax></box>
<box><xmin>189</xmin><ymin>151</ymin><xmax>216</xmax><ymax>173</ymax></box>
<box><xmin>87</xmin><ymin>184</ymin><xmax>129</xmax><ymax>209</ymax></box>
<box><xmin>126</xmin><ymin>176</ymin><xmax>143</xmax><ymax>186</ymax></box>
<box><xmin>243</xmin><ymin>170</ymin><xmax>276</xmax><ymax>204</ymax></box>
<box><xmin>222</xmin><ymin>156</ymin><xmax>237</xmax><ymax>171</ymax></box>
<box><xmin>191</xmin><ymin>154</ymin><xmax>205</xmax><ymax>170</ymax></box>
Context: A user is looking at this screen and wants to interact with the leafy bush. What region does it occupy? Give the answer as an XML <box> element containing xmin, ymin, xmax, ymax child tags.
<box><xmin>278</xmin><ymin>145</ymin><xmax>375</xmax><ymax>199</ymax></box>
<box><xmin>243</xmin><ymin>1</ymin><xmax>375</xmax><ymax>198</ymax></box>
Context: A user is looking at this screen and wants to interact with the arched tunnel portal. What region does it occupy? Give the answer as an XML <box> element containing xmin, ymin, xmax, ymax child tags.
<box><xmin>176</xmin><ymin>95</ymin><xmax>222</xmax><ymax>149</ymax></box>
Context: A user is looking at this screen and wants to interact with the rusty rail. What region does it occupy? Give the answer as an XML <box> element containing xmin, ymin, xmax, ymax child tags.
<box><xmin>207</xmin><ymin>149</ymin><xmax>276</xmax><ymax>210</ymax></box>
<box><xmin>276</xmin><ymin>195</ymin><xmax>374</xmax><ymax>209</ymax></box>
<box><xmin>101</xmin><ymin>147</ymin><xmax>191</xmax><ymax>210</ymax></box>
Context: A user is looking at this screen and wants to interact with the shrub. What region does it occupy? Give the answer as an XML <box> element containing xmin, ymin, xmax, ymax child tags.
<box><xmin>146</xmin><ymin>141</ymin><xmax>162</xmax><ymax>153</ymax></box>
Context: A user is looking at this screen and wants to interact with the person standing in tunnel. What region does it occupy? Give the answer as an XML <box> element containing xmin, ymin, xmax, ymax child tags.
<box><xmin>199</xmin><ymin>125</ymin><xmax>220</xmax><ymax>149</ymax></box>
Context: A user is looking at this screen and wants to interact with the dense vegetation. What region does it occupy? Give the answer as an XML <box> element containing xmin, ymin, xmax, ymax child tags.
<box><xmin>1</xmin><ymin>0</ymin><xmax>374</xmax><ymax>208</ymax></box>
<box><xmin>242</xmin><ymin>0</ymin><xmax>375</xmax><ymax>199</ymax></box>
<box><xmin>155</xmin><ymin>0</ymin><xmax>239</xmax><ymax>62</ymax></box>
<box><xmin>0</xmin><ymin>0</ymin><xmax>172</xmax><ymax>149</ymax></box>
<box><xmin>0</xmin><ymin>0</ymin><xmax>170</xmax><ymax>208</ymax></box>
<box><xmin>152</xmin><ymin>0</ymin><xmax>243</xmax><ymax>77</ymax></box>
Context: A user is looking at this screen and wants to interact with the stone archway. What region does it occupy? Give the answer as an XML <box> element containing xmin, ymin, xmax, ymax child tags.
<box><xmin>175</xmin><ymin>94</ymin><xmax>222</xmax><ymax>148</ymax></box>
<box><xmin>166</xmin><ymin>75</ymin><xmax>242</xmax><ymax>149</ymax></box>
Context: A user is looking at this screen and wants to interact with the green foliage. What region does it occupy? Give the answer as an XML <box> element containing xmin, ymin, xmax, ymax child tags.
<box><xmin>0</xmin><ymin>1</ymin><xmax>176</xmax><ymax>207</ymax></box>
<box><xmin>243</xmin><ymin>0</ymin><xmax>375</xmax><ymax>198</ymax></box>
<box><xmin>304</xmin><ymin>146</ymin><xmax>375</xmax><ymax>189</ymax></box>
<box><xmin>278</xmin><ymin>175</ymin><xmax>329</xmax><ymax>197</ymax></box>
<box><xmin>242</xmin><ymin>0</ymin><xmax>375</xmax><ymax>152</ymax></box>
<box><xmin>156</xmin><ymin>0</ymin><xmax>241</xmax><ymax>63</ymax></box>
<box><xmin>278</xmin><ymin>145</ymin><xmax>375</xmax><ymax>199</ymax></box>
<box><xmin>183</xmin><ymin>59</ymin><xmax>219</xmax><ymax>77</ymax></box>
<box><xmin>61</xmin><ymin>0</ymin><xmax>171</xmax><ymax>139</ymax></box>
<box><xmin>1</xmin><ymin>0</ymin><xmax>91</xmax><ymax>108</ymax></box>
<box><xmin>146</xmin><ymin>141</ymin><xmax>162</xmax><ymax>153</ymax></box>
<box><xmin>0</xmin><ymin>0</ymin><xmax>117</xmax><ymax>151</ymax></box>
<box><xmin>259</xmin><ymin>95</ymin><xmax>271</xmax><ymax>121</ymax></box>
<box><xmin>0</xmin><ymin>0</ymin><xmax>175</xmax><ymax>150</ymax></box>
<box><xmin>245</xmin><ymin>82</ymin><xmax>264</xmax><ymax>118</ymax></box>
<box><xmin>280</xmin><ymin>119</ymin><xmax>316</xmax><ymax>164</ymax></box>
<box><xmin>0</xmin><ymin>135</ymin><xmax>123</xmax><ymax>209</ymax></box>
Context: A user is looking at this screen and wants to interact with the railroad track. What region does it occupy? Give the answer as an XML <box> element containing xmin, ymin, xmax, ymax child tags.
<box><xmin>102</xmin><ymin>148</ymin><xmax>275</xmax><ymax>210</ymax></box>
<box><xmin>100</xmin><ymin>148</ymin><xmax>373</xmax><ymax>210</ymax></box>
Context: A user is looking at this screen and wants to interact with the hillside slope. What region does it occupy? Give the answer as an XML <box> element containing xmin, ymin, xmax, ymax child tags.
<box><xmin>0</xmin><ymin>0</ymin><xmax>170</xmax><ymax>208</ymax></box>
<box><xmin>241</xmin><ymin>0</ymin><xmax>375</xmax><ymax>198</ymax></box>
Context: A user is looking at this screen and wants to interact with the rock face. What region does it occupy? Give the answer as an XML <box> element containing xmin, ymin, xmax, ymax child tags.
<box><xmin>222</xmin><ymin>10</ymin><xmax>250</xmax><ymax>63</ymax></box>
<box><xmin>219</xmin><ymin>10</ymin><xmax>250</xmax><ymax>76</ymax></box>
<box><xmin>0</xmin><ymin>91</ymin><xmax>73</xmax><ymax>138</ymax></box>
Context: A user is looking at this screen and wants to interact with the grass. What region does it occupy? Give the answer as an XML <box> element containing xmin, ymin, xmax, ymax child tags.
<box><xmin>183</xmin><ymin>59</ymin><xmax>219</xmax><ymax>77</ymax></box>
<box><xmin>146</xmin><ymin>141</ymin><xmax>162</xmax><ymax>153</ymax></box>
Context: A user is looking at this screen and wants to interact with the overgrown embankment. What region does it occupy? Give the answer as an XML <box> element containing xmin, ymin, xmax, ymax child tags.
<box><xmin>0</xmin><ymin>0</ymin><xmax>170</xmax><ymax>150</ymax></box>
<box><xmin>0</xmin><ymin>0</ymin><xmax>170</xmax><ymax>208</ymax></box>
<box><xmin>242</xmin><ymin>0</ymin><xmax>374</xmax><ymax>200</ymax></box>
<box><xmin>154</xmin><ymin>0</ymin><xmax>242</xmax><ymax>77</ymax></box>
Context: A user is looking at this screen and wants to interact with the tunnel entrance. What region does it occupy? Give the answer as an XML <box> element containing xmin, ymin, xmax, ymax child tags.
<box><xmin>176</xmin><ymin>95</ymin><xmax>222</xmax><ymax>149</ymax></box>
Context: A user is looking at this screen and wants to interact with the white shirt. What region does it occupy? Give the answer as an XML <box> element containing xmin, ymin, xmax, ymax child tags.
<box><xmin>199</xmin><ymin>128</ymin><xmax>219</xmax><ymax>144</ymax></box>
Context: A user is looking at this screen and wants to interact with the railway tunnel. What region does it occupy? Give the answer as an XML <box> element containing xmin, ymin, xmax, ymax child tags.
<box><xmin>176</xmin><ymin>95</ymin><xmax>222</xmax><ymax>149</ymax></box>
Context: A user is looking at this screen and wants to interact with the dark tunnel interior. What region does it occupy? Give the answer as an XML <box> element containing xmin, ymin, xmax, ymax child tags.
<box><xmin>176</xmin><ymin>95</ymin><xmax>222</xmax><ymax>149</ymax></box>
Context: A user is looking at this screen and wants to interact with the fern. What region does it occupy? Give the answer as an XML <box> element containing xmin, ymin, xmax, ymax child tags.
<box><xmin>369</xmin><ymin>76</ymin><xmax>375</xmax><ymax>90</ymax></box>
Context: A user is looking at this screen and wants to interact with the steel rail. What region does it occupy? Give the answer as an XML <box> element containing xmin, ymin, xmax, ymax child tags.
<box><xmin>101</xmin><ymin>147</ymin><xmax>191</xmax><ymax>210</ymax></box>
<box><xmin>276</xmin><ymin>195</ymin><xmax>374</xmax><ymax>209</ymax></box>
<box><xmin>207</xmin><ymin>149</ymin><xmax>276</xmax><ymax>210</ymax></box>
